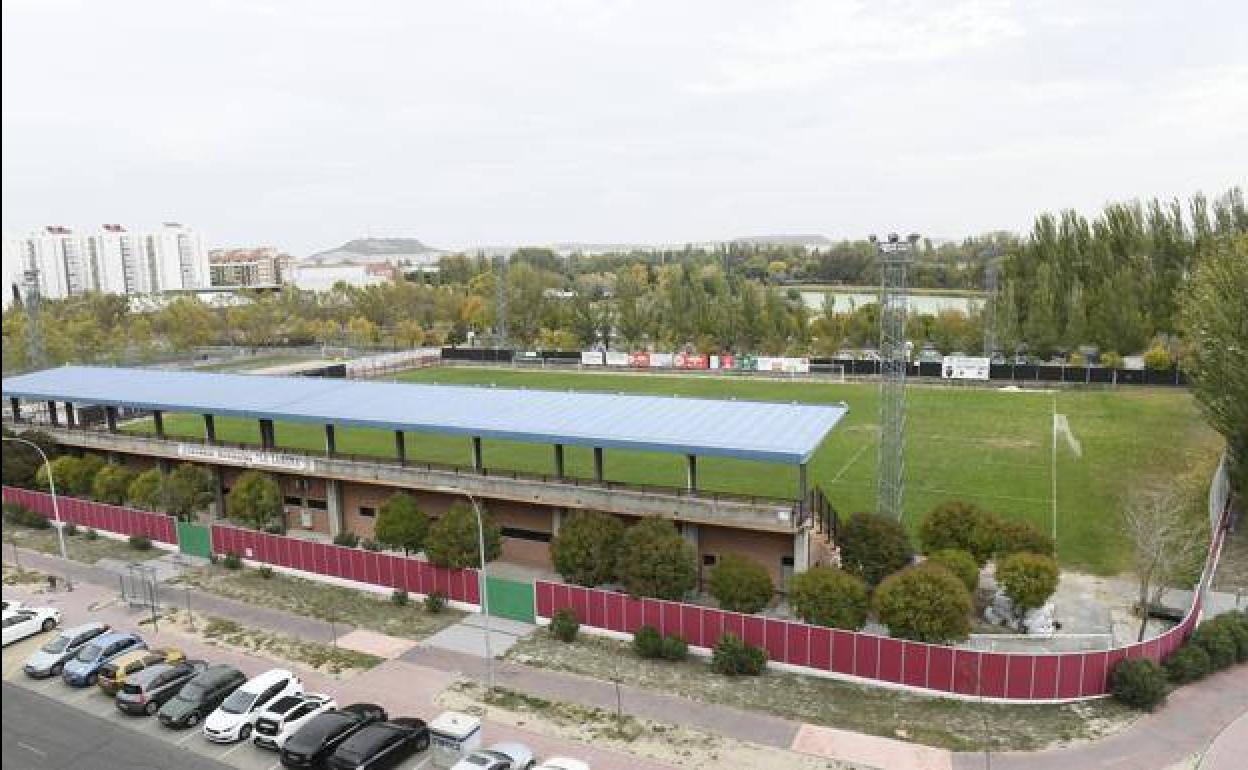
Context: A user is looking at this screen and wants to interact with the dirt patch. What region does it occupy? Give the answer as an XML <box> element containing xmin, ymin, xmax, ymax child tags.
<box><xmin>173</xmin><ymin>563</ymin><xmax>463</xmax><ymax>641</ymax></box>
<box><xmin>504</xmin><ymin>632</ymin><xmax>1139</xmax><ymax>752</ymax></box>
<box><xmin>439</xmin><ymin>681</ymin><xmax>869</xmax><ymax>770</ymax></box>
<box><xmin>3</xmin><ymin>564</ymin><xmax>48</xmax><ymax>585</ymax></box>
<box><xmin>154</xmin><ymin>608</ymin><xmax>382</xmax><ymax>676</ymax></box>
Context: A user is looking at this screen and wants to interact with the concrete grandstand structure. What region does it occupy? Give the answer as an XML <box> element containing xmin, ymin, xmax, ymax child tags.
<box><xmin>1</xmin><ymin>366</ymin><xmax>847</xmax><ymax>586</ymax></box>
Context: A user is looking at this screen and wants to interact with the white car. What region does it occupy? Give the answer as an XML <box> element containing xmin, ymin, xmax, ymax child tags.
<box><xmin>1</xmin><ymin>599</ymin><xmax>25</xmax><ymax>613</ymax></box>
<box><xmin>202</xmin><ymin>668</ymin><xmax>303</xmax><ymax>743</ymax></box>
<box><xmin>252</xmin><ymin>692</ymin><xmax>337</xmax><ymax>751</ymax></box>
<box><xmin>452</xmin><ymin>742</ymin><xmax>536</xmax><ymax>770</ymax></box>
<box><xmin>535</xmin><ymin>760</ymin><xmax>591</xmax><ymax>770</ymax></box>
<box><xmin>2</xmin><ymin>607</ymin><xmax>62</xmax><ymax>647</ymax></box>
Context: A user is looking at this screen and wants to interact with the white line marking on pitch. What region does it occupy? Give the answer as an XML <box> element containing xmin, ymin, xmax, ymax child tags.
<box><xmin>1054</xmin><ymin>414</ymin><xmax>1082</xmax><ymax>457</ymax></box>
<box><xmin>16</xmin><ymin>742</ymin><xmax>46</xmax><ymax>758</ymax></box>
<box><xmin>826</xmin><ymin>442</ymin><xmax>873</xmax><ymax>484</ymax></box>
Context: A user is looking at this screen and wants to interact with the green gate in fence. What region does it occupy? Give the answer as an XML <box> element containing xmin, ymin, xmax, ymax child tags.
<box><xmin>485</xmin><ymin>575</ymin><xmax>536</xmax><ymax>624</ymax></box>
<box><xmin>177</xmin><ymin>520</ymin><xmax>212</xmax><ymax>559</ymax></box>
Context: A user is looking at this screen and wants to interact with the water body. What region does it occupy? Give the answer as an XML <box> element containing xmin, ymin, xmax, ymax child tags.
<box><xmin>801</xmin><ymin>290</ymin><xmax>983</xmax><ymax>316</ymax></box>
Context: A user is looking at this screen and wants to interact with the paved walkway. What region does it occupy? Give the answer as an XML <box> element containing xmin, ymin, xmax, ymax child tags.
<box><xmin>1199</xmin><ymin>710</ymin><xmax>1248</xmax><ymax>770</ymax></box>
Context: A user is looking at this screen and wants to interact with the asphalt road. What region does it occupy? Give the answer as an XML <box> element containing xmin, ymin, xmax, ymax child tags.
<box><xmin>1</xmin><ymin>682</ymin><xmax>232</xmax><ymax>770</ymax></box>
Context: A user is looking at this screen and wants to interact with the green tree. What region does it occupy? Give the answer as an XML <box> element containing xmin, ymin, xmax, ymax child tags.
<box><xmin>918</xmin><ymin>501</ymin><xmax>1000</xmax><ymax>565</ymax></box>
<box><xmin>838</xmin><ymin>511</ymin><xmax>914</xmax><ymax>585</ymax></box>
<box><xmin>164</xmin><ymin>463</ymin><xmax>215</xmax><ymax>521</ymax></box>
<box><xmin>1</xmin><ymin>428</ymin><xmax>58</xmax><ymax>488</ymax></box>
<box><xmin>616</xmin><ymin>518</ymin><xmax>697</xmax><ymax>600</ymax></box>
<box><xmin>873</xmin><ymin>562</ymin><xmax>973</xmax><ymax>643</ymax></box>
<box><xmin>225</xmin><ymin>471</ymin><xmax>284</xmax><ymax>531</ymax></box>
<box><xmin>788</xmin><ymin>566</ymin><xmax>869</xmax><ymax>630</ymax></box>
<box><xmin>996</xmin><ymin>552</ymin><xmax>1059</xmax><ymax>622</ymax></box>
<box><xmin>707</xmin><ymin>553</ymin><xmax>774</xmax><ymax>614</ymax></box>
<box><xmin>925</xmin><ymin>549</ymin><xmax>980</xmax><ymax>593</ymax></box>
<box><xmin>91</xmin><ymin>463</ymin><xmax>135</xmax><ymax>505</ymax></box>
<box><xmin>993</xmin><ymin>519</ymin><xmax>1055</xmax><ymax>558</ymax></box>
<box><xmin>1181</xmin><ymin>233</ymin><xmax>1248</xmax><ymax>499</ymax></box>
<box><xmin>550</xmin><ymin>510</ymin><xmax>625</xmax><ymax>587</ymax></box>
<box><xmin>37</xmin><ymin>454</ymin><xmax>103</xmax><ymax>497</ymax></box>
<box><xmin>374</xmin><ymin>492</ymin><xmax>429</xmax><ymax>555</ymax></box>
<box><xmin>126</xmin><ymin>469</ymin><xmax>164</xmax><ymax>510</ymax></box>
<box><xmin>425</xmin><ymin>502</ymin><xmax>502</xmax><ymax>569</ymax></box>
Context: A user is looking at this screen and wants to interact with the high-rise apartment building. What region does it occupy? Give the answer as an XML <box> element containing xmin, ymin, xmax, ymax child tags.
<box><xmin>6</xmin><ymin>223</ymin><xmax>208</xmax><ymax>300</ymax></box>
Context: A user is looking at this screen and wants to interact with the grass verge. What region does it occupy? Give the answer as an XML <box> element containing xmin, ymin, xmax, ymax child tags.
<box><xmin>165</xmin><ymin>611</ymin><xmax>383</xmax><ymax>675</ymax></box>
<box><xmin>5</xmin><ymin>526</ymin><xmax>148</xmax><ymax>565</ymax></box>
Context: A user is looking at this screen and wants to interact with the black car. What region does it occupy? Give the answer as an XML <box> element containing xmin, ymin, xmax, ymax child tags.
<box><xmin>116</xmin><ymin>660</ymin><xmax>207</xmax><ymax>716</ymax></box>
<box><xmin>157</xmin><ymin>664</ymin><xmax>247</xmax><ymax>728</ymax></box>
<box><xmin>327</xmin><ymin>718</ymin><xmax>429</xmax><ymax>770</ymax></box>
<box><xmin>280</xmin><ymin>703</ymin><xmax>388</xmax><ymax>769</ymax></box>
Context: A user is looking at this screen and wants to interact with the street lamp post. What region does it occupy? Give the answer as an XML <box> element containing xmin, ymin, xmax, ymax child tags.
<box><xmin>430</xmin><ymin>487</ymin><xmax>494</xmax><ymax>691</ymax></box>
<box><xmin>3</xmin><ymin>436</ymin><xmax>69</xmax><ymax>562</ymax></box>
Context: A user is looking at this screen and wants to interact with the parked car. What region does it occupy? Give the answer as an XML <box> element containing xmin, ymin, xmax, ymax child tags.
<box><xmin>115</xmin><ymin>659</ymin><xmax>208</xmax><ymax>716</ymax></box>
<box><xmin>253</xmin><ymin>693</ymin><xmax>338</xmax><ymax>751</ymax></box>
<box><xmin>158</xmin><ymin>664</ymin><xmax>248</xmax><ymax>729</ymax></box>
<box><xmin>280</xmin><ymin>703</ymin><xmax>388</xmax><ymax>769</ymax></box>
<box><xmin>2</xmin><ymin>607</ymin><xmax>62</xmax><ymax>646</ymax></box>
<box><xmin>61</xmin><ymin>631</ymin><xmax>145</xmax><ymax>687</ymax></box>
<box><xmin>203</xmin><ymin>668</ymin><xmax>303</xmax><ymax>743</ymax></box>
<box><xmin>452</xmin><ymin>743</ymin><xmax>536</xmax><ymax>770</ymax></box>
<box><xmin>24</xmin><ymin>622</ymin><xmax>110</xmax><ymax>678</ymax></box>
<box><xmin>2</xmin><ymin>599</ymin><xmax>25</xmax><ymax>613</ymax></box>
<box><xmin>327</xmin><ymin>717</ymin><xmax>430</xmax><ymax>770</ymax></box>
<box><xmin>535</xmin><ymin>760</ymin><xmax>591</xmax><ymax>770</ymax></box>
<box><xmin>97</xmin><ymin>647</ymin><xmax>186</xmax><ymax>695</ymax></box>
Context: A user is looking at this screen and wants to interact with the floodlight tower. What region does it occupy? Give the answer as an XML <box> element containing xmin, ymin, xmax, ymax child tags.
<box><xmin>873</xmin><ymin>232</ymin><xmax>919</xmax><ymax>521</ymax></box>
<box><xmin>494</xmin><ymin>251</ymin><xmax>509</xmax><ymax>348</ymax></box>
<box><xmin>982</xmin><ymin>258</ymin><xmax>999</xmax><ymax>358</ymax></box>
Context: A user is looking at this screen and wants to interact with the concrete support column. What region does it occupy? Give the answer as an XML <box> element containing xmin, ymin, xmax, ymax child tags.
<box><xmin>47</xmin><ymin>400</ymin><xmax>59</xmax><ymax>426</ymax></box>
<box><xmin>326</xmin><ymin>478</ymin><xmax>344</xmax><ymax>537</ymax></box>
<box><xmin>797</xmin><ymin>462</ymin><xmax>808</xmax><ymax>520</ymax></box>
<box><xmin>593</xmin><ymin>447</ymin><xmax>604</xmax><ymax>483</ymax></box>
<box><xmin>554</xmin><ymin>444</ymin><xmax>565</xmax><ymax>479</ymax></box>
<box><xmin>152</xmin><ymin>410</ymin><xmax>165</xmax><ymax>439</ymax></box>
<box><xmin>9</xmin><ymin>397</ymin><xmax>20</xmax><ymax>422</ymax></box>
<box><xmin>552</xmin><ymin>508</ymin><xmax>564</xmax><ymax>536</ymax></box>
<box><xmin>64</xmin><ymin>402</ymin><xmax>76</xmax><ymax>428</ymax></box>
<box><xmin>686</xmin><ymin>454</ymin><xmax>698</xmax><ymax>492</ymax></box>
<box><xmin>324</xmin><ymin>424</ymin><xmax>337</xmax><ymax>458</ymax></box>
<box><xmin>213</xmin><ymin>466</ymin><xmax>226</xmax><ymax>518</ymax></box>
<box><xmin>472</xmin><ymin>436</ymin><xmax>483</xmax><ymax>473</ymax></box>
<box><xmin>203</xmin><ymin>414</ymin><xmax>216</xmax><ymax>444</ymax></box>
<box><xmin>105</xmin><ymin>406</ymin><xmax>118</xmax><ymax>433</ymax></box>
<box><xmin>793</xmin><ymin>527</ymin><xmax>811</xmax><ymax>574</ymax></box>
<box><xmin>680</xmin><ymin>522</ymin><xmax>699</xmax><ymax>549</ymax></box>
<box><xmin>259</xmin><ymin>419</ymin><xmax>275</xmax><ymax>449</ymax></box>
<box><xmin>394</xmin><ymin>431</ymin><xmax>406</xmax><ymax>466</ymax></box>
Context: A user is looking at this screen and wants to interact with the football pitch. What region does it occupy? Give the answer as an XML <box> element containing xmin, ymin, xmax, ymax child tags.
<box><xmin>132</xmin><ymin>367</ymin><xmax>1222</xmax><ymax>575</ymax></box>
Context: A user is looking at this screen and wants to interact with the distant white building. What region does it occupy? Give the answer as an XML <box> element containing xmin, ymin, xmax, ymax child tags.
<box><xmin>5</xmin><ymin>223</ymin><xmax>208</xmax><ymax>300</ymax></box>
<box><xmin>290</xmin><ymin>262</ymin><xmax>394</xmax><ymax>292</ymax></box>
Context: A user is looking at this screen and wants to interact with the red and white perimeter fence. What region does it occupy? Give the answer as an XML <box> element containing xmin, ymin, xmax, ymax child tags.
<box><xmin>4</xmin><ymin>486</ymin><xmax>176</xmax><ymax>545</ymax></box>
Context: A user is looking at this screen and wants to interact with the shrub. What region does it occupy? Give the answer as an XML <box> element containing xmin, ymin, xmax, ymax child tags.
<box><xmin>1163</xmin><ymin>643</ymin><xmax>1211</xmax><ymax>684</ymax></box>
<box><xmin>711</xmin><ymin>633</ymin><xmax>767</xmax><ymax>676</ymax></box>
<box><xmin>1210</xmin><ymin>612</ymin><xmax>1248</xmax><ymax>662</ymax></box>
<box><xmin>4</xmin><ymin>504</ymin><xmax>50</xmax><ymax>529</ymax></box>
<box><xmin>708</xmin><ymin>553</ymin><xmax>774</xmax><ymax>614</ymax></box>
<box><xmin>391</xmin><ymin>589</ymin><xmax>410</xmax><ymax>607</ymax></box>
<box><xmin>424</xmin><ymin>591</ymin><xmax>447</xmax><ymax>613</ymax></box>
<box><xmin>874</xmin><ymin>562</ymin><xmax>973</xmax><ymax>643</ymax></box>
<box><xmin>996</xmin><ymin>552</ymin><xmax>1059</xmax><ymax>619</ymax></box>
<box><xmin>425</xmin><ymin>502</ymin><xmax>502</xmax><ymax>569</ymax></box>
<box><xmin>84</xmin><ymin>528</ymin><xmax>99</xmax><ymax>540</ymax></box>
<box><xmin>660</xmin><ymin>635</ymin><xmax>688</xmax><ymax>661</ymax></box>
<box><xmin>1</xmin><ymin>429</ymin><xmax>58</xmax><ymax>488</ymax></box>
<box><xmin>838</xmin><ymin>511</ymin><xmax>914</xmax><ymax>586</ymax></box>
<box><xmin>128</xmin><ymin>534</ymin><xmax>153</xmax><ymax>551</ymax></box>
<box><xmin>994</xmin><ymin>519</ymin><xmax>1055</xmax><ymax>558</ymax></box>
<box><xmin>788</xmin><ymin>566</ymin><xmax>869</xmax><ymax>630</ymax></box>
<box><xmin>550</xmin><ymin>608</ymin><xmax>580</xmax><ymax>643</ymax></box>
<box><xmin>550</xmin><ymin>510</ymin><xmax>625</xmax><ymax>587</ymax></box>
<box><xmin>1191</xmin><ymin>620</ymin><xmax>1239</xmax><ymax>670</ymax></box>
<box><xmin>633</xmin><ymin>625</ymin><xmax>664</xmax><ymax>659</ymax></box>
<box><xmin>918</xmin><ymin>501</ymin><xmax>999</xmax><ymax>565</ymax></box>
<box><xmin>1142</xmin><ymin>343</ymin><xmax>1172</xmax><ymax>370</ymax></box>
<box><xmin>374</xmin><ymin>492</ymin><xmax>429</xmax><ymax>556</ymax></box>
<box><xmin>258</xmin><ymin>565</ymin><xmax>274</xmax><ymax>579</ymax></box>
<box><xmin>222</xmin><ymin>552</ymin><xmax>243</xmax><ymax>570</ymax></box>
<box><xmin>361</xmin><ymin>539</ymin><xmax>382</xmax><ymax>552</ymax></box>
<box><xmin>63</xmin><ymin>522</ymin><xmax>79</xmax><ymax>536</ymax></box>
<box><xmin>92</xmin><ymin>463</ymin><xmax>136</xmax><ymax>505</ymax></box>
<box><xmin>616</xmin><ymin>518</ymin><xmax>698</xmax><ymax>600</ymax></box>
<box><xmin>926</xmin><ymin>549</ymin><xmax>980</xmax><ymax>593</ymax></box>
<box><xmin>333</xmin><ymin>531</ymin><xmax>361</xmax><ymax>548</ymax></box>
<box><xmin>126</xmin><ymin>469</ymin><xmax>164</xmax><ymax>511</ymax></box>
<box><xmin>1110</xmin><ymin>658</ymin><xmax>1168</xmax><ymax>711</ymax></box>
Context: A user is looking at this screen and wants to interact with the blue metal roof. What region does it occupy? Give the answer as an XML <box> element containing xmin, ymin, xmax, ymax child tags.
<box><xmin>1</xmin><ymin>365</ymin><xmax>848</xmax><ymax>464</ymax></box>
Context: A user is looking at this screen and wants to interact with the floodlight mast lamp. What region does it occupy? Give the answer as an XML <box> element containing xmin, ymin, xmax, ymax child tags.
<box><xmin>872</xmin><ymin>232</ymin><xmax>919</xmax><ymax>521</ymax></box>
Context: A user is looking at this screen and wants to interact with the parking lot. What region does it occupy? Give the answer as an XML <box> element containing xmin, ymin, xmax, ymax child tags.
<box><xmin>4</xmin><ymin>630</ymin><xmax>438</xmax><ymax>770</ymax></box>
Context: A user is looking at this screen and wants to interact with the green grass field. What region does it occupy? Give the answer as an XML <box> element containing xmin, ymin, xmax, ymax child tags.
<box><xmin>130</xmin><ymin>368</ymin><xmax>1221</xmax><ymax>575</ymax></box>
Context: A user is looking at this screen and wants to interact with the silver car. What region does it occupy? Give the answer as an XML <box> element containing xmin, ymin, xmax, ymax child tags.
<box><xmin>23</xmin><ymin>622</ymin><xmax>110</xmax><ymax>678</ymax></box>
<box><xmin>452</xmin><ymin>742</ymin><xmax>535</xmax><ymax>770</ymax></box>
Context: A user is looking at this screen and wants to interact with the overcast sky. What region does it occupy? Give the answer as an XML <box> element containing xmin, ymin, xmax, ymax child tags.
<box><xmin>3</xmin><ymin>0</ymin><xmax>1245</xmax><ymax>258</ymax></box>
